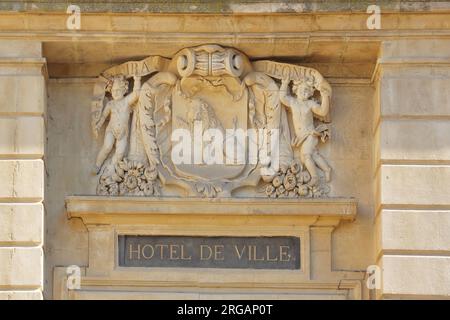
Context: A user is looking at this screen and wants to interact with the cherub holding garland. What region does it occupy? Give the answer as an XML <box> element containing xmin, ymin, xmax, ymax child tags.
<box><xmin>279</xmin><ymin>76</ymin><xmax>332</xmax><ymax>187</ymax></box>
<box><xmin>93</xmin><ymin>74</ymin><xmax>141</xmax><ymax>174</ymax></box>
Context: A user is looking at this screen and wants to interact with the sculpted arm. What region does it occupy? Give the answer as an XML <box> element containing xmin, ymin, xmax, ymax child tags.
<box><xmin>96</xmin><ymin>103</ymin><xmax>111</xmax><ymax>132</ymax></box>
<box><xmin>127</xmin><ymin>76</ymin><xmax>142</xmax><ymax>107</ymax></box>
<box><xmin>311</xmin><ymin>80</ymin><xmax>331</xmax><ymax>117</ymax></box>
<box><xmin>279</xmin><ymin>79</ymin><xmax>296</xmax><ymax>109</ymax></box>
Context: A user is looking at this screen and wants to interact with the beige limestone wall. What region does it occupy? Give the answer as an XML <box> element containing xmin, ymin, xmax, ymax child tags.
<box><xmin>375</xmin><ymin>39</ymin><xmax>450</xmax><ymax>299</ymax></box>
<box><xmin>44</xmin><ymin>80</ymin><xmax>92</xmax><ymax>300</ymax></box>
<box><xmin>0</xmin><ymin>40</ymin><xmax>46</xmax><ymax>300</ymax></box>
<box><xmin>0</xmin><ymin>7</ymin><xmax>446</xmax><ymax>299</ymax></box>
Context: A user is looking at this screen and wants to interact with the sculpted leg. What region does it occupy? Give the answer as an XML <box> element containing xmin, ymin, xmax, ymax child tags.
<box><xmin>94</xmin><ymin>132</ymin><xmax>115</xmax><ymax>174</ymax></box>
<box><xmin>112</xmin><ymin>136</ymin><xmax>128</xmax><ymax>166</ymax></box>
<box><xmin>313</xmin><ymin>151</ymin><xmax>331</xmax><ymax>182</ymax></box>
<box><xmin>303</xmin><ymin>154</ymin><xmax>319</xmax><ymax>186</ymax></box>
<box><xmin>300</xmin><ymin>136</ymin><xmax>320</xmax><ymax>186</ymax></box>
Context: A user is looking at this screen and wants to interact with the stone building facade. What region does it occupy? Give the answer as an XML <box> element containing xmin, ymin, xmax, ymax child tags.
<box><xmin>0</xmin><ymin>1</ymin><xmax>449</xmax><ymax>300</ymax></box>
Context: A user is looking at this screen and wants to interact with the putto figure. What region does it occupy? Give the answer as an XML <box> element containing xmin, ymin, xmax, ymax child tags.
<box><xmin>279</xmin><ymin>77</ymin><xmax>332</xmax><ymax>186</ymax></box>
<box><xmin>93</xmin><ymin>74</ymin><xmax>141</xmax><ymax>174</ymax></box>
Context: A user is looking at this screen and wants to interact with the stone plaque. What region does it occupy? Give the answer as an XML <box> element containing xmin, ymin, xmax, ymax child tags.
<box><xmin>118</xmin><ymin>235</ymin><xmax>300</xmax><ymax>270</ymax></box>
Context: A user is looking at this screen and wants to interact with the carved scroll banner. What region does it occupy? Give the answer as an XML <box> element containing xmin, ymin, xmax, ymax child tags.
<box><xmin>102</xmin><ymin>56</ymin><xmax>170</xmax><ymax>78</ymax></box>
<box><xmin>253</xmin><ymin>60</ymin><xmax>324</xmax><ymax>83</ymax></box>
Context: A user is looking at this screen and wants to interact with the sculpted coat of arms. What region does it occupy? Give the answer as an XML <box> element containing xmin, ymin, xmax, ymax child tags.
<box><xmin>91</xmin><ymin>44</ymin><xmax>332</xmax><ymax>198</ymax></box>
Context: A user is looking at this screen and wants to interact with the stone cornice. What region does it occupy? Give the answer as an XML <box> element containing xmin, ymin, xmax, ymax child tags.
<box><xmin>371</xmin><ymin>56</ymin><xmax>450</xmax><ymax>83</ymax></box>
<box><xmin>66</xmin><ymin>196</ymin><xmax>357</xmax><ymax>227</ymax></box>
<box><xmin>0</xmin><ymin>57</ymin><xmax>48</xmax><ymax>78</ymax></box>
<box><xmin>1</xmin><ymin>1</ymin><xmax>450</xmax><ymax>14</ymax></box>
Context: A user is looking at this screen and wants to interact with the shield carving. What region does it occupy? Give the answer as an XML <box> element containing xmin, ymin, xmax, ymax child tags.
<box><xmin>170</xmin><ymin>75</ymin><xmax>248</xmax><ymax>181</ymax></box>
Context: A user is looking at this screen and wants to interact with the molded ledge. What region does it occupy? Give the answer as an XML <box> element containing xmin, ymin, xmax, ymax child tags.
<box><xmin>66</xmin><ymin>196</ymin><xmax>357</xmax><ymax>227</ymax></box>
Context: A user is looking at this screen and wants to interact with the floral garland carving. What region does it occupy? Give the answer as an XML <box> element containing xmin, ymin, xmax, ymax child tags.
<box><xmin>261</xmin><ymin>160</ymin><xmax>330</xmax><ymax>198</ymax></box>
<box><xmin>97</xmin><ymin>159</ymin><xmax>161</xmax><ymax>196</ymax></box>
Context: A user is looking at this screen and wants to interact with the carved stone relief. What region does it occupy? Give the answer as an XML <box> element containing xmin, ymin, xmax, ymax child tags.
<box><xmin>91</xmin><ymin>44</ymin><xmax>332</xmax><ymax>198</ymax></box>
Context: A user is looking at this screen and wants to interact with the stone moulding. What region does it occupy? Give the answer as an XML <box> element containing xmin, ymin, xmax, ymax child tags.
<box><xmin>66</xmin><ymin>196</ymin><xmax>357</xmax><ymax>227</ymax></box>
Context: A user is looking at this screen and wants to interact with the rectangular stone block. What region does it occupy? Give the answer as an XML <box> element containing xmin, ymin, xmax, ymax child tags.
<box><xmin>373</xmin><ymin>81</ymin><xmax>381</xmax><ymax>129</ymax></box>
<box><xmin>0</xmin><ymin>247</ymin><xmax>43</xmax><ymax>288</ymax></box>
<box><xmin>0</xmin><ymin>76</ymin><xmax>46</xmax><ymax>114</ymax></box>
<box><xmin>0</xmin><ymin>290</ymin><xmax>42</xmax><ymax>300</ymax></box>
<box><xmin>382</xmin><ymin>255</ymin><xmax>450</xmax><ymax>297</ymax></box>
<box><xmin>374</xmin><ymin>212</ymin><xmax>382</xmax><ymax>256</ymax></box>
<box><xmin>382</xmin><ymin>40</ymin><xmax>450</xmax><ymax>60</ymax></box>
<box><xmin>0</xmin><ymin>160</ymin><xmax>43</xmax><ymax>200</ymax></box>
<box><xmin>0</xmin><ymin>204</ymin><xmax>43</xmax><ymax>245</ymax></box>
<box><xmin>381</xmin><ymin>77</ymin><xmax>450</xmax><ymax>117</ymax></box>
<box><xmin>0</xmin><ymin>116</ymin><xmax>44</xmax><ymax>157</ymax></box>
<box><xmin>0</xmin><ymin>40</ymin><xmax>42</xmax><ymax>59</ymax></box>
<box><xmin>381</xmin><ymin>165</ymin><xmax>450</xmax><ymax>206</ymax></box>
<box><xmin>380</xmin><ymin>210</ymin><xmax>450</xmax><ymax>252</ymax></box>
<box><xmin>381</xmin><ymin>65</ymin><xmax>450</xmax><ymax>79</ymax></box>
<box><xmin>373</xmin><ymin>123</ymin><xmax>380</xmax><ymax>170</ymax></box>
<box><xmin>380</xmin><ymin>119</ymin><xmax>450</xmax><ymax>161</ymax></box>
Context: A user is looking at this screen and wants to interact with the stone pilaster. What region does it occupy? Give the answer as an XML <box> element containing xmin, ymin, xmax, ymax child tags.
<box><xmin>0</xmin><ymin>41</ymin><xmax>46</xmax><ymax>300</ymax></box>
<box><xmin>374</xmin><ymin>39</ymin><xmax>450</xmax><ymax>299</ymax></box>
